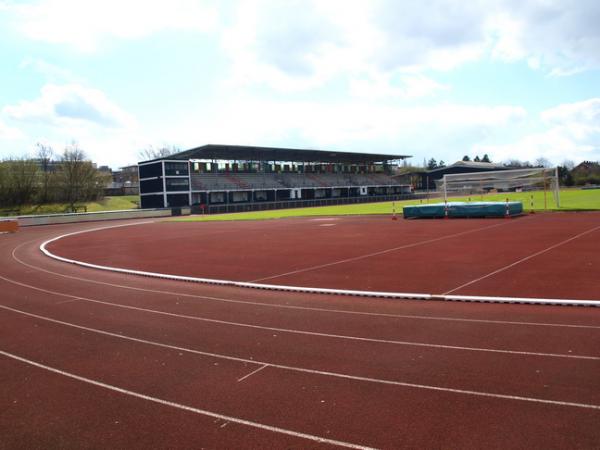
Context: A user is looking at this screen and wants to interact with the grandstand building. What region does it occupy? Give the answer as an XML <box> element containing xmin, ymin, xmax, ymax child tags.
<box><xmin>138</xmin><ymin>144</ymin><xmax>412</xmax><ymax>212</ymax></box>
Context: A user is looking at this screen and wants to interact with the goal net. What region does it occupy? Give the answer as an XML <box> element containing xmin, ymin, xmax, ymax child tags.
<box><xmin>438</xmin><ymin>167</ymin><xmax>560</xmax><ymax>207</ymax></box>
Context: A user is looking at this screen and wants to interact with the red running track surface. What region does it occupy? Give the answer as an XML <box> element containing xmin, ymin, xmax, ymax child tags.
<box><xmin>1</xmin><ymin>216</ymin><xmax>599</xmax><ymax>449</ymax></box>
<box><xmin>47</xmin><ymin>212</ymin><xmax>600</xmax><ymax>300</ymax></box>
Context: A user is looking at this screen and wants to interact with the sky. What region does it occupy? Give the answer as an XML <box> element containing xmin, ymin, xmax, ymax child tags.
<box><xmin>0</xmin><ymin>0</ymin><xmax>599</xmax><ymax>169</ymax></box>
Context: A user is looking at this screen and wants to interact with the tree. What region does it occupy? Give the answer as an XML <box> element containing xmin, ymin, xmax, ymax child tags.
<box><xmin>505</xmin><ymin>159</ymin><xmax>534</xmax><ymax>168</ymax></box>
<box><xmin>481</xmin><ymin>154</ymin><xmax>491</xmax><ymax>163</ymax></box>
<box><xmin>535</xmin><ymin>157</ymin><xmax>551</xmax><ymax>168</ymax></box>
<box><xmin>36</xmin><ymin>143</ymin><xmax>55</xmax><ymax>204</ymax></box>
<box><xmin>571</xmin><ymin>161</ymin><xmax>600</xmax><ymax>186</ymax></box>
<box><xmin>557</xmin><ymin>165</ymin><xmax>574</xmax><ymax>186</ymax></box>
<box><xmin>0</xmin><ymin>158</ymin><xmax>39</xmax><ymax>208</ymax></box>
<box><xmin>138</xmin><ymin>144</ymin><xmax>180</xmax><ymax>161</ymax></box>
<box><xmin>473</xmin><ymin>155</ymin><xmax>481</xmax><ymax>162</ymax></box>
<box><xmin>438</xmin><ymin>160</ymin><xmax>446</xmax><ymax>167</ymax></box>
<box><xmin>561</xmin><ymin>159</ymin><xmax>575</xmax><ymax>171</ymax></box>
<box><xmin>56</xmin><ymin>143</ymin><xmax>109</xmax><ymax>212</ymax></box>
<box><xmin>462</xmin><ymin>155</ymin><xmax>470</xmax><ymax>161</ymax></box>
<box><xmin>427</xmin><ymin>158</ymin><xmax>438</xmax><ymax>170</ymax></box>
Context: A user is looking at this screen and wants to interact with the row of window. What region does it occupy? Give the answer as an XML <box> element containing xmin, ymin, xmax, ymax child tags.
<box><xmin>191</xmin><ymin>161</ymin><xmax>388</xmax><ymax>174</ymax></box>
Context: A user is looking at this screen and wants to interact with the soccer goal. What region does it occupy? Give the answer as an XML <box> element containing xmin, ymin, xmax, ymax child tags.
<box><xmin>438</xmin><ymin>167</ymin><xmax>560</xmax><ymax>208</ymax></box>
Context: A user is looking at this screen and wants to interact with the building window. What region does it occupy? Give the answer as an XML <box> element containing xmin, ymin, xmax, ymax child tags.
<box><xmin>166</xmin><ymin>178</ymin><xmax>189</xmax><ymax>191</ymax></box>
<box><xmin>165</xmin><ymin>162</ymin><xmax>189</xmax><ymax>176</ymax></box>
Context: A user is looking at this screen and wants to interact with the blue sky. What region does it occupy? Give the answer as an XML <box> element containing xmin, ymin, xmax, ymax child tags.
<box><xmin>0</xmin><ymin>0</ymin><xmax>599</xmax><ymax>168</ymax></box>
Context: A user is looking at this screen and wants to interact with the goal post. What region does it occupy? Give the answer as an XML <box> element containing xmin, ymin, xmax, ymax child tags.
<box><xmin>439</xmin><ymin>167</ymin><xmax>560</xmax><ymax>208</ymax></box>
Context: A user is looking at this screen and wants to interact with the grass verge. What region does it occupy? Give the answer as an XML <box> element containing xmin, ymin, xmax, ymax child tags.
<box><xmin>0</xmin><ymin>196</ymin><xmax>139</xmax><ymax>216</ymax></box>
<box><xmin>175</xmin><ymin>188</ymin><xmax>600</xmax><ymax>222</ymax></box>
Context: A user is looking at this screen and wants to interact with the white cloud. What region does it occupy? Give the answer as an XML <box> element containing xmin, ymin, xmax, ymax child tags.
<box><xmin>7</xmin><ymin>1</ymin><xmax>599</xmax><ymax>79</ymax></box>
<box><xmin>475</xmin><ymin>98</ymin><xmax>600</xmax><ymax>164</ymax></box>
<box><xmin>221</xmin><ymin>0</ymin><xmax>481</xmax><ymax>93</ymax></box>
<box><xmin>10</xmin><ymin>0</ymin><xmax>218</xmax><ymax>51</ymax></box>
<box><xmin>19</xmin><ymin>57</ymin><xmax>79</xmax><ymax>82</ymax></box>
<box><xmin>220</xmin><ymin>0</ymin><xmax>342</xmax><ymax>91</ymax></box>
<box><xmin>0</xmin><ymin>120</ymin><xmax>23</xmax><ymax>140</ymax></box>
<box><xmin>542</xmin><ymin>98</ymin><xmax>600</xmax><ymax>126</ymax></box>
<box><xmin>1</xmin><ymin>84</ymin><xmax>141</xmax><ymax>166</ymax></box>
<box><xmin>350</xmin><ymin>74</ymin><xmax>448</xmax><ymax>99</ymax></box>
<box><xmin>4</xmin><ymin>84</ymin><xmax>135</xmax><ymax>129</ymax></box>
<box><xmin>164</xmin><ymin>97</ymin><xmax>526</xmax><ymax>163</ymax></box>
<box><xmin>486</xmin><ymin>2</ymin><xmax>600</xmax><ymax>75</ymax></box>
<box><xmin>220</xmin><ymin>0</ymin><xmax>600</xmax><ymax>93</ymax></box>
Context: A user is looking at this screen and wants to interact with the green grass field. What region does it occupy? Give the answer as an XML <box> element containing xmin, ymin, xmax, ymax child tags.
<box><xmin>1</xmin><ymin>195</ymin><xmax>139</xmax><ymax>216</ymax></box>
<box><xmin>176</xmin><ymin>188</ymin><xmax>600</xmax><ymax>222</ymax></box>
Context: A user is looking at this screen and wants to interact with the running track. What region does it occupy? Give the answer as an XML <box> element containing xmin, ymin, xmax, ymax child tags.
<box><xmin>1</xmin><ymin>215</ymin><xmax>600</xmax><ymax>448</ymax></box>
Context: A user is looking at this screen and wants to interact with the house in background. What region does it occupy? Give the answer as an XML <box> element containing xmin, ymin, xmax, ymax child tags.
<box><xmin>571</xmin><ymin>161</ymin><xmax>600</xmax><ymax>186</ymax></box>
<box><xmin>105</xmin><ymin>164</ymin><xmax>139</xmax><ymax>195</ymax></box>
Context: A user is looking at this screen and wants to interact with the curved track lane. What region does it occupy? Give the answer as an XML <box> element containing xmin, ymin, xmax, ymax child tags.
<box><xmin>2</xmin><ymin>219</ymin><xmax>600</xmax><ymax>449</ymax></box>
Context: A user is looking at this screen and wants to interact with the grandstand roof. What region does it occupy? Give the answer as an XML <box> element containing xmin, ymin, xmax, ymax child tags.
<box><xmin>140</xmin><ymin>144</ymin><xmax>410</xmax><ymax>164</ymax></box>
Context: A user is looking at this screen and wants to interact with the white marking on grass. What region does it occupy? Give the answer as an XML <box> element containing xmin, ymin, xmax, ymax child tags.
<box><xmin>0</xmin><ymin>349</ymin><xmax>374</xmax><ymax>449</ymax></box>
<box><xmin>444</xmin><ymin>224</ymin><xmax>600</xmax><ymax>295</ymax></box>
<box><xmin>1</xmin><ymin>307</ymin><xmax>599</xmax><ymax>411</ymax></box>
<box><xmin>1</xmin><ymin>274</ymin><xmax>598</xmax><ymax>360</ymax></box>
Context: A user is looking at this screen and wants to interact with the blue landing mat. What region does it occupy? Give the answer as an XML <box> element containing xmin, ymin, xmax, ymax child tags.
<box><xmin>403</xmin><ymin>201</ymin><xmax>523</xmax><ymax>218</ymax></box>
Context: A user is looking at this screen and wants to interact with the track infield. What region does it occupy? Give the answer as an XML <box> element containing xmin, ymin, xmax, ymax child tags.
<box><xmin>45</xmin><ymin>212</ymin><xmax>600</xmax><ymax>302</ymax></box>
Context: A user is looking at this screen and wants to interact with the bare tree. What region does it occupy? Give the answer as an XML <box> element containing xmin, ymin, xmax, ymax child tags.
<box><xmin>56</xmin><ymin>143</ymin><xmax>108</xmax><ymax>211</ymax></box>
<box><xmin>36</xmin><ymin>143</ymin><xmax>55</xmax><ymax>203</ymax></box>
<box><xmin>138</xmin><ymin>144</ymin><xmax>180</xmax><ymax>161</ymax></box>
<box><xmin>504</xmin><ymin>159</ymin><xmax>533</xmax><ymax>168</ymax></box>
<box><xmin>534</xmin><ymin>157</ymin><xmax>552</xmax><ymax>168</ymax></box>
<box><xmin>0</xmin><ymin>157</ymin><xmax>39</xmax><ymax>208</ymax></box>
<box><xmin>561</xmin><ymin>159</ymin><xmax>575</xmax><ymax>170</ymax></box>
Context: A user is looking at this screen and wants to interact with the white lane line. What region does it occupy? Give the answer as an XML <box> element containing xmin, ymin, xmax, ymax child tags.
<box><xmin>0</xmin><ymin>350</ymin><xmax>374</xmax><ymax>450</ymax></box>
<box><xmin>319</xmin><ymin>224</ymin><xmax>337</xmax><ymax>227</ymax></box>
<box><xmin>1</xmin><ymin>274</ymin><xmax>598</xmax><ymax>361</ymax></box>
<box><xmin>1</xmin><ymin>305</ymin><xmax>599</xmax><ymax>411</ymax></box>
<box><xmin>250</xmin><ymin>220</ymin><xmax>516</xmax><ymax>282</ymax></box>
<box><xmin>443</xmin><ymin>224</ymin><xmax>600</xmax><ymax>295</ymax></box>
<box><xmin>238</xmin><ymin>364</ymin><xmax>269</xmax><ymax>382</ymax></box>
<box><xmin>12</xmin><ymin>243</ymin><xmax>600</xmax><ymax>330</ymax></box>
<box><xmin>55</xmin><ymin>299</ymin><xmax>80</xmax><ymax>305</ymax></box>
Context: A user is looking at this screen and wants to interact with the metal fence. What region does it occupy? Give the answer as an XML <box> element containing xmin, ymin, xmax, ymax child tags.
<box><xmin>197</xmin><ymin>193</ymin><xmax>434</xmax><ymax>215</ymax></box>
<box><xmin>10</xmin><ymin>207</ymin><xmax>189</xmax><ymax>226</ymax></box>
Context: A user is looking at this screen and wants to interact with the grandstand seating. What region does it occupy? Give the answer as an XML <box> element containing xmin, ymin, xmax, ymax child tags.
<box><xmin>234</xmin><ymin>173</ymin><xmax>285</xmax><ymax>189</ymax></box>
<box><xmin>190</xmin><ymin>172</ymin><xmax>398</xmax><ymax>190</ymax></box>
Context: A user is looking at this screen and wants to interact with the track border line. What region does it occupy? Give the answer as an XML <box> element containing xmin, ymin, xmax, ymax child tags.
<box><xmin>2</xmin><ymin>304</ymin><xmax>599</xmax><ymax>410</ymax></box>
<box><xmin>39</xmin><ymin>222</ymin><xmax>600</xmax><ymax>307</ymax></box>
